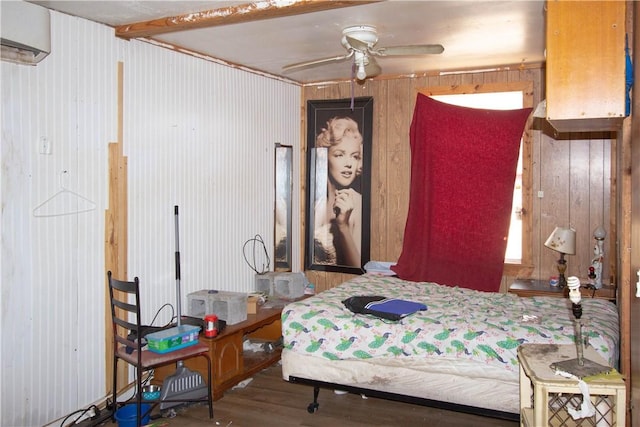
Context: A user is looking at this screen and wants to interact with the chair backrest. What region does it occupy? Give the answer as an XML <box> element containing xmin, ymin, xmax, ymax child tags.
<box><xmin>107</xmin><ymin>271</ymin><xmax>143</xmax><ymax>354</ymax></box>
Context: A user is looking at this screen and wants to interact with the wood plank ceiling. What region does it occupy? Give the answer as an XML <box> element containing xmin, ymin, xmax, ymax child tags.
<box><xmin>30</xmin><ymin>0</ymin><xmax>546</xmax><ymax>84</ymax></box>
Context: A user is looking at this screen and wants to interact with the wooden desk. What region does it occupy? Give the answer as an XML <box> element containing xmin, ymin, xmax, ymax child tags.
<box><xmin>154</xmin><ymin>304</ymin><xmax>285</xmax><ymax>400</ymax></box>
<box><xmin>509</xmin><ymin>279</ymin><xmax>616</xmax><ymax>302</ymax></box>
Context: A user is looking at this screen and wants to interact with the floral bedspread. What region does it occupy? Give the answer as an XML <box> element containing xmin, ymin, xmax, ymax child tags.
<box><xmin>281</xmin><ymin>275</ymin><xmax>619</xmax><ymax>372</ymax></box>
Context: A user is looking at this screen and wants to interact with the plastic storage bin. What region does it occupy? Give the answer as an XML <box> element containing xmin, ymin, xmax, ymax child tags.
<box><xmin>187</xmin><ymin>290</ymin><xmax>247</xmax><ymax>325</ymax></box>
<box><xmin>146</xmin><ymin>324</ymin><xmax>200</xmax><ymax>353</ymax></box>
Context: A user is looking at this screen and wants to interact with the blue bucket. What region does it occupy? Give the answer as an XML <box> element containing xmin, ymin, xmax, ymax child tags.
<box><xmin>114</xmin><ymin>403</ymin><xmax>151</xmax><ymax>427</ymax></box>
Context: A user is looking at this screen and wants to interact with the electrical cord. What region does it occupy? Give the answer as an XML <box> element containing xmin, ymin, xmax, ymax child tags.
<box><xmin>581</xmin><ymin>284</ymin><xmax>597</xmax><ymax>298</ymax></box>
<box><xmin>243</xmin><ymin>234</ymin><xmax>270</xmax><ymax>274</ymax></box>
<box><xmin>150</xmin><ymin>302</ymin><xmax>175</xmax><ymax>327</ymax></box>
<box><xmin>59</xmin><ymin>404</ymin><xmax>99</xmax><ymax>426</ymax></box>
<box><xmin>121</xmin><ymin>368</ymin><xmax>154</xmax><ymax>401</ymax></box>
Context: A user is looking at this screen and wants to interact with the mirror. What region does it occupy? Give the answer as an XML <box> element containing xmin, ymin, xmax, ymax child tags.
<box><xmin>275</xmin><ymin>143</ymin><xmax>293</xmax><ymax>271</ymax></box>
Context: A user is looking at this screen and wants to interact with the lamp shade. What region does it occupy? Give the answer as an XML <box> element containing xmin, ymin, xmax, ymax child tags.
<box><xmin>593</xmin><ymin>225</ymin><xmax>606</xmax><ymax>240</ymax></box>
<box><xmin>544</xmin><ymin>227</ymin><xmax>576</xmax><ymax>255</ymax></box>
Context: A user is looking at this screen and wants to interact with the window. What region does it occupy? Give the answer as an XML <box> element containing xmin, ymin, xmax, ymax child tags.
<box><xmin>419</xmin><ymin>82</ymin><xmax>533</xmax><ymax>274</ymax></box>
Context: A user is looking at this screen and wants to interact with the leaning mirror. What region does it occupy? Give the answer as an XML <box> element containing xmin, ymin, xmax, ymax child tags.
<box><xmin>275</xmin><ymin>143</ymin><xmax>293</xmax><ymax>271</ymax></box>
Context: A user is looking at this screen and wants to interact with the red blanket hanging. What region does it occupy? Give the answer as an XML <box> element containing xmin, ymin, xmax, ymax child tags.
<box><xmin>391</xmin><ymin>94</ymin><xmax>532</xmax><ymax>292</ymax></box>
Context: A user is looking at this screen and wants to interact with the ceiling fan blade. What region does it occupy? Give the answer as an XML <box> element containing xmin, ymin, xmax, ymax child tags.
<box><xmin>282</xmin><ymin>52</ymin><xmax>352</xmax><ymax>73</ymax></box>
<box><xmin>364</xmin><ymin>57</ymin><xmax>381</xmax><ymax>77</ymax></box>
<box><xmin>374</xmin><ymin>44</ymin><xmax>445</xmax><ymax>56</ymax></box>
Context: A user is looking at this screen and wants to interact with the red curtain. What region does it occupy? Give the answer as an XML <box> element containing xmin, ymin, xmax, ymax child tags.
<box><xmin>391</xmin><ymin>94</ymin><xmax>532</xmax><ymax>292</ymax></box>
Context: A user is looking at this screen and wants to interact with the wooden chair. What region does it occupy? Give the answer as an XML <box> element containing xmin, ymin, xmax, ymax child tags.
<box><xmin>108</xmin><ymin>271</ymin><xmax>213</xmax><ymax>426</ymax></box>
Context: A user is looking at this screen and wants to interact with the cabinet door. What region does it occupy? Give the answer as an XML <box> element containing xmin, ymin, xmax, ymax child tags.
<box><xmin>211</xmin><ymin>333</ymin><xmax>242</xmax><ymax>386</ymax></box>
<box><xmin>546</xmin><ymin>0</ymin><xmax>625</xmax><ymax>132</ymax></box>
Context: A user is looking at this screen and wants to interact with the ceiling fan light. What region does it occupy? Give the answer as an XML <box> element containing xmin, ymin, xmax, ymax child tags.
<box><xmin>342</xmin><ymin>25</ymin><xmax>378</xmax><ymax>48</ymax></box>
<box><xmin>356</xmin><ymin>63</ymin><xmax>367</xmax><ymax>80</ymax></box>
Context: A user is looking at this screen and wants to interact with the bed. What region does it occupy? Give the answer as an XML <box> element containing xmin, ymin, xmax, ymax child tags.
<box><xmin>280</xmin><ymin>274</ymin><xmax>619</xmax><ymax>420</ymax></box>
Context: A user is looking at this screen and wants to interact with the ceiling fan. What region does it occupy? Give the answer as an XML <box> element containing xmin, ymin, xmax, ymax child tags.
<box><xmin>282</xmin><ymin>25</ymin><xmax>444</xmax><ymax>80</ymax></box>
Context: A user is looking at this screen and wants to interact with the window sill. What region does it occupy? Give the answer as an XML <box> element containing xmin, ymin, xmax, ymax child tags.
<box><xmin>503</xmin><ymin>263</ymin><xmax>534</xmax><ymax>277</ymax></box>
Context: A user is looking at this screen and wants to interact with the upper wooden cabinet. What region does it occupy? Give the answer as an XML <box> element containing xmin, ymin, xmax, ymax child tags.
<box><xmin>545</xmin><ymin>0</ymin><xmax>626</xmax><ymax>132</ymax></box>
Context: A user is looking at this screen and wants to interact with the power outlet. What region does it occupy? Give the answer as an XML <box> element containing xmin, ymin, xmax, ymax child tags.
<box><xmin>74</xmin><ymin>408</ymin><xmax>112</xmax><ymax>427</ymax></box>
<box><xmin>39</xmin><ymin>136</ymin><xmax>51</xmax><ymax>154</ymax></box>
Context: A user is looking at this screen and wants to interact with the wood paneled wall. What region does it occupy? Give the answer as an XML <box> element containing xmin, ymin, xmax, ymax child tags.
<box><xmin>301</xmin><ymin>68</ymin><xmax>616</xmax><ymax>294</ymax></box>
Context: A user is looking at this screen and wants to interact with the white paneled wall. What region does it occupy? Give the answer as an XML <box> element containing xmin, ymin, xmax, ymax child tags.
<box><xmin>123</xmin><ymin>40</ymin><xmax>301</xmax><ymax>326</ymax></box>
<box><xmin>1</xmin><ymin>7</ymin><xmax>300</xmax><ymax>427</ymax></box>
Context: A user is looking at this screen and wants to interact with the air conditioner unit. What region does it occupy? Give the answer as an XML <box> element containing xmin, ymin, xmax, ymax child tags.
<box><xmin>1</xmin><ymin>1</ymin><xmax>51</xmax><ymax>65</ymax></box>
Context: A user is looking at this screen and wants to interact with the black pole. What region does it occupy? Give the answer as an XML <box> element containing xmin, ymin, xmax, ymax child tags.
<box><xmin>174</xmin><ymin>205</ymin><xmax>182</xmax><ymax>327</ymax></box>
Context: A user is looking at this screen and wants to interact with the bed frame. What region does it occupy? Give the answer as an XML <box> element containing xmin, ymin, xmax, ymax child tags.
<box><xmin>288</xmin><ymin>375</ymin><xmax>520</xmax><ymax>421</ymax></box>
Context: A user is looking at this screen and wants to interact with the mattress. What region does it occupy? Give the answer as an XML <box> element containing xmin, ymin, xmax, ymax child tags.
<box><xmin>280</xmin><ymin>274</ymin><xmax>619</xmax><ymax>414</ymax></box>
<box><xmin>282</xmin><ymin>348</ymin><xmax>522</xmax><ymax>413</ymax></box>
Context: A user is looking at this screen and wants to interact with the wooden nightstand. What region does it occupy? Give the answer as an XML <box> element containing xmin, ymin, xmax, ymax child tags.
<box><xmin>518</xmin><ymin>344</ymin><xmax>625</xmax><ymax>426</ymax></box>
<box><xmin>509</xmin><ymin>279</ymin><xmax>616</xmax><ymax>302</ymax></box>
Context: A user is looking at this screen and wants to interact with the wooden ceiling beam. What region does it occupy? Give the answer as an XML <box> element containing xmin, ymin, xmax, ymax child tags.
<box><xmin>115</xmin><ymin>0</ymin><xmax>379</xmax><ymax>39</ymax></box>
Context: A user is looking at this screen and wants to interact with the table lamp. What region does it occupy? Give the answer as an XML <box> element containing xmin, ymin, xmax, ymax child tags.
<box><xmin>550</xmin><ymin>276</ymin><xmax>610</xmax><ymax>378</ymax></box>
<box><xmin>544</xmin><ymin>226</ymin><xmax>576</xmax><ymax>289</ymax></box>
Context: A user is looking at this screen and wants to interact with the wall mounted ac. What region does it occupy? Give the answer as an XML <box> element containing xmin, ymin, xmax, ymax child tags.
<box><xmin>1</xmin><ymin>1</ymin><xmax>51</xmax><ymax>65</ymax></box>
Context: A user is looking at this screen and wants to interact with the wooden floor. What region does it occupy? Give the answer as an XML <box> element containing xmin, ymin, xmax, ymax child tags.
<box><xmin>109</xmin><ymin>363</ymin><xmax>519</xmax><ymax>427</ymax></box>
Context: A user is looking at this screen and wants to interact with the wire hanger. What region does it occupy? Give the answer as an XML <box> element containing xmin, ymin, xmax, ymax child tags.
<box><xmin>33</xmin><ymin>170</ymin><xmax>96</xmax><ymax>217</ymax></box>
